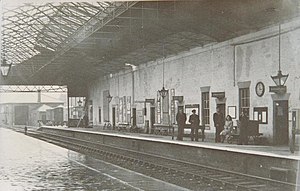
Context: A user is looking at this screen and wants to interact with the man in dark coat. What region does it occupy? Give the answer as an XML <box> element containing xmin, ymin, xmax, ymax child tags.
<box><xmin>238</xmin><ymin>111</ymin><xmax>249</xmax><ymax>145</ymax></box>
<box><xmin>213</xmin><ymin>107</ymin><xmax>224</xmax><ymax>143</ymax></box>
<box><xmin>176</xmin><ymin>108</ymin><xmax>186</xmax><ymax>141</ymax></box>
<box><xmin>189</xmin><ymin>109</ymin><xmax>200</xmax><ymax>141</ymax></box>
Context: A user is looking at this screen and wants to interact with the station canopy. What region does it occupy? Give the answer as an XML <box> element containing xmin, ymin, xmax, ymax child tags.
<box><xmin>1</xmin><ymin>0</ymin><xmax>300</xmax><ymax>94</ymax></box>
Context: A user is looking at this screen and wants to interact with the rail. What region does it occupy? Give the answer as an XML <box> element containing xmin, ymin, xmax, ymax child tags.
<box><xmin>25</xmin><ymin>129</ymin><xmax>299</xmax><ymax>191</ymax></box>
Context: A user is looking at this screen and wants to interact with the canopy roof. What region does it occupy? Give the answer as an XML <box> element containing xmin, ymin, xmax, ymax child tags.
<box><xmin>37</xmin><ymin>104</ymin><xmax>53</xmax><ymax>112</ymax></box>
<box><xmin>1</xmin><ymin>1</ymin><xmax>300</xmax><ymax>95</ymax></box>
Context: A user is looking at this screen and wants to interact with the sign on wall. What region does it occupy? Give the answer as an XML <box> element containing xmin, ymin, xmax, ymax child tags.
<box><xmin>253</xmin><ymin>107</ymin><xmax>268</xmax><ymax>124</ymax></box>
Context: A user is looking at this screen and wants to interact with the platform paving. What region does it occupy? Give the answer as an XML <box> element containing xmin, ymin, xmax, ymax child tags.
<box><xmin>68</xmin><ymin>126</ymin><xmax>300</xmax><ymax>160</ymax></box>
<box><xmin>0</xmin><ymin>127</ymin><xmax>189</xmax><ymax>191</ymax></box>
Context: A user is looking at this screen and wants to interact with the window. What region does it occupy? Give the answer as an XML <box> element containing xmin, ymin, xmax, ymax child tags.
<box><xmin>202</xmin><ymin>92</ymin><xmax>210</xmax><ymax>125</ymax></box>
<box><xmin>239</xmin><ymin>88</ymin><xmax>250</xmax><ymax>116</ymax></box>
<box><xmin>98</xmin><ymin>107</ymin><xmax>101</xmax><ymax>123</ymax></box>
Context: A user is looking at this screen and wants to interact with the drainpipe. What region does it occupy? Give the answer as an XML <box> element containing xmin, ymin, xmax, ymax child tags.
<box><xmin>37</xmin><ymin>89</ymin><xmax>41</xmax><ymax>103</ymax></box>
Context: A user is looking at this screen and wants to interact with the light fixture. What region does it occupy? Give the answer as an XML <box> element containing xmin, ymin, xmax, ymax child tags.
<box><xmin>77</xmin><ymin>99</ymin><xmax>82</xmax><ymax>106</ymax></box>
<box><xmin>270</xmin><ymin>24</ymin><xmax>289</xmax><ymax>93</ymax></box>
<box><xmin>125</xmin><ymin>63</ymin><xmax>137</xmax><ymax>71</ymax></box>
<box><xmin>158</xmin><ymin>44</ymin><xmax>168</xmax><ymax>98</ymax></box>
<box><xmin>0</xmin><ymin>58</ymin><xmax>11</xmax><ymax>77</ymax></box>
<box><xmin>159</xmin><ymin>86</ymin><xmax>168</xmax><ymax>98</ymax></box>
<box><xmin>271</xmin><ymin>70</ymin><xmax>289</xmax><ymax>86</ymax></box>
<box><xmin>107</xmin><ymin>94</ymin><xmax>113</xmax><ymax>103</ymax></box>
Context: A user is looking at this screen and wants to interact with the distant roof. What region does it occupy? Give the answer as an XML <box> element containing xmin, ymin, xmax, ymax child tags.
<box><xmin>53</xmin><ymin>104</ymin><xmax>66</xmax><ymax>109</ymax></box>
<box><xmin>37</xmin><ymin>104</ymin><xmax>53</xmax><ymax>112</ymax></box>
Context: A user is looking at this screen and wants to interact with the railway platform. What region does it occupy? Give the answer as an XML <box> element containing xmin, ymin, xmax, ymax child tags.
<box><xmin>6</xmin><ymin>125</ymin><xmax>300</xmax><ymax>189</ymax></box>
<box><xmin>66</xmin><ymin>125</ymin><xmax>300</xmax><ymax>160</ymax></box>
<box><xmin>0</xmin><ymin>127</ymin><xmax>190</xmax><ymax>191</ymax></box>
<box><xmin>34</xmin><ymin>126</ymin><xmax>300</xmax><ymax>186</ymax></box>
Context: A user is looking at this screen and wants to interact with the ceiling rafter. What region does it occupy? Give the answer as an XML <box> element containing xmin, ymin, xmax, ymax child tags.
<box><xmin>5</xmin><ymin>5</ymin><xmax>52</xmax><ymax>25</ymax></box>
<box><xmin>68</xmin><ymin>2</ymin><xmax>96</xmax><ymax>18</ymax></box>
<box><xmin>37</xmin><ymin>39</ymin><xmax>59</xmax><ymax>50</ymax></box>
<box><xmin>4</xmin><ymin>40</ymin><xmax>36</xmax><ymax>60</ymax></box>
<box><xmin>80</xmin><ymin>2</ymin><xmax>101</xmax><ymax>14</ymax></box>
<box><xmin>31</xmin><ymin>5</ymin><xmax>75</xmax><ymax>39</ymax></box>
<box><xmin>51</xmin><ymin>12</ymin><xmax>83</xmax><ymax>27</ymax></box>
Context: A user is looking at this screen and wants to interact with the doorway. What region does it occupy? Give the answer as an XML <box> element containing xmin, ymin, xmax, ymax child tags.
<box><xmin>150</xmin><ymin>107</ymin><xmax>155</xmax><ymax>133</ymax></box>
<box><xmin>217</xmin><ymin>103</ymin><xmax>226</xmax><ymax>120</ymax></box>
<box><xmin>98</xmin><ymin>107</ymin><xmax>101</xmax><ymax>123</ymax></box>
<box><xmin>132</xmin><ymin>108</ymin><xmax>137</xmax><ymax>127</ymax></box>
<box><xmin>112</xmin><ymin>107</ymin><xmax>116</xmax><ymax>129</ymax></box>
<box><xmin>273</xmin><ymin>100</ymin><xmax>289</xmax><ymax>145</ymax></box>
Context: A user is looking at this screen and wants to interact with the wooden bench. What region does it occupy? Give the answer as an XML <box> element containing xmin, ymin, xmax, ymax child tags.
<box><xmin>227</xmin><ymin>120</ymin><xmax>264</xmax><ymax>144</ymax></box>
<box><xmin>183</xmin><ymin>124</ymin><xmax>205</xmax><ymax>141</ymax></box>
<box><xmin>117</xmin><ymin>122</ymin><xmax>130</xmax><ymax>131</ymax></box>
<box><xmin>153</xmin><ymin>124</ymin><xmax>173</xmax><ymax>136</ymax></box>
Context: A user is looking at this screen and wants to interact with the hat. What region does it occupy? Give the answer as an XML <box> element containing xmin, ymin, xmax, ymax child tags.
<box><xmin>192</xmin><ymin>109</ymin><xmax>196</xmax><ymax>113</ymax></box>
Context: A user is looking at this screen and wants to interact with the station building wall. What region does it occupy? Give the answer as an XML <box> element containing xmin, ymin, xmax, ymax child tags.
<box><xmin>88</xmin><ymin>19</ymin><xmax>300</xmax><ymax>143</ymax></box>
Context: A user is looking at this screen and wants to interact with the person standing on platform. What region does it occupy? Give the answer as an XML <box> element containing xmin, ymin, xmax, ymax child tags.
<box><xmin>189</xmin><ymin>109</ymin><xmax>200</xmax><ymax>141</ymax></box>
<box><xmin>238</xmin><ymin>111</ymin><xmax>249</xmax><ymax>145</ymax></box>
<box><xmin>176</xmin><ymin>108</ymin><xmax>186</xmax><ymax>141</ymax></box>
<box><xmin>213</xmin><ymin>106</ymin><xmax>224</xmax><ymax>143</ymax></box>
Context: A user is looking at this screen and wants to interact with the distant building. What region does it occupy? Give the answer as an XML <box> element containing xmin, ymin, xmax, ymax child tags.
<box><xmin>0</xmin><ymin>102</ymin><xmax>64</xmax><ymax>126</ymax></box>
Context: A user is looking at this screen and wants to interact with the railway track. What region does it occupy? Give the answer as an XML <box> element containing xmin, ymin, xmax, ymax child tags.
<box><xmin>28</xmin><ymin>130</ymin><xmax>298</xmax><ymax>191</ymax></box>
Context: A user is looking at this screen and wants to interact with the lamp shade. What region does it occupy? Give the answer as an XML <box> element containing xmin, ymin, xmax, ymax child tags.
<box><xmin>271</xmin><ymin>70</ymin><xmax>289</xmax><ymax>86</ymax></box>
<box><xmin>77</xmin><ymin>99</ymin><xmax>82</xmax><ymax>106</ymax></box>
<box><xmin>1</xmin><ymin>60</ymin><xmax>11</xmax><ymax>77</ymax></box>
<box><xmin>159</xmin><ymin>86</ymin><xmax>168</xmax><ymax>98</ymax></box>
<box><xmin>107</xmin><ymin>94</ymin><xmax>113</xmax><ymax>103</ymax></box>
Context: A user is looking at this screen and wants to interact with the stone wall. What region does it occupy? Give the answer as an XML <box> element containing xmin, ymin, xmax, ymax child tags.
<box><xmin>88</xmin><ymin>19</ymin><xmax>300</xmax><ymax>142</ymax></box>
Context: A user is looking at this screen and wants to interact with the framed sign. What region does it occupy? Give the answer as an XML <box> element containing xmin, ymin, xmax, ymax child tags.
<box><xmin>253</xmin><ymin>107</ymin><xmax>268</xmax><ymax>124</ymax></box>
<box><xmin>227</xmin><ymin>106</ymin><xmax>236</xmax><ymax>119</ymax></box>
<box><xmin>185</xmin><ymin>104</ymin><xmax>200</xmax><ymax>124</ymax></box>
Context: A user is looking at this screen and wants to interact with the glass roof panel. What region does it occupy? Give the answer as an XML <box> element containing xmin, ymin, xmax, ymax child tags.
<box><xmin>1</xmin><ymin>1</ymin><xmax>109</xmax><ymax>65</ymax></box>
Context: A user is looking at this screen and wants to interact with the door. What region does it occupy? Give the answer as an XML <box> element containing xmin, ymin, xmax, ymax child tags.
<box><xmin>150</xmin><ymin>107</ymin><xmax>155</xmax><ymax>133</ymax></box>
<box><xmin>273</xmin><ymin>100</ymin><xmax>288</xmax><ymax>145</ymax></box>
<box><xmin>217</xmin><ymin>104</ymin><xmax>226</xmax><ymax>120</ymax></box>
<box><xmin>42</xmin><ymin>114</ymin><xmax>46</xmax><ymax>124</ymax></box>
<box><xmin>132</xmin><ymin>108</ymin><xmax>137</xmax><ymax>127</ymax></box>
<box><xmin>98</xmin><ymin>108</ymin><xmax>101</xmax><ymax>123</ymax></box>
<box><xmin>112</xmin><ymin>107</ymin><xmax>116</xmax><ymax>129</ymax></box>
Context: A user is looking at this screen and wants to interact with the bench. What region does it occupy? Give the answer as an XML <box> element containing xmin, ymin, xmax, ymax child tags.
<box><xmin>183</xmin><ymin>124</ymin><xmax>205</xmax><ymax>141</ymax></box>
<box><xmin>152</xmin><ymin>124</ymin><xmax>173</xmax><ymax>136</ymax></box>
<box><xmin>227</xmin><ymin>120</ymin><xmax>264</xmax><ymax>144</ymax></box>
<box><xmin>117</xmin><ymin>122</ymin><xmax>130</xmax><ymax>131</ymax></box>
<box><xmin>129</xmin><ymin>125</ymin><xmax>143</xmax><ymax>133</ymax></box>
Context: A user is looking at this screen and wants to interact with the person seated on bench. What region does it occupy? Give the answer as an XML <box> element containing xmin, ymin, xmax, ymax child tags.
<box><xmin>220</xmin><ymin>115</ymin><xmax>233</xmax><ymax>143</ymax></box>
<box><xmin>188</xmin><ymin>109</ymin><xmax>200</xmax><ymax>141</ymax></box>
